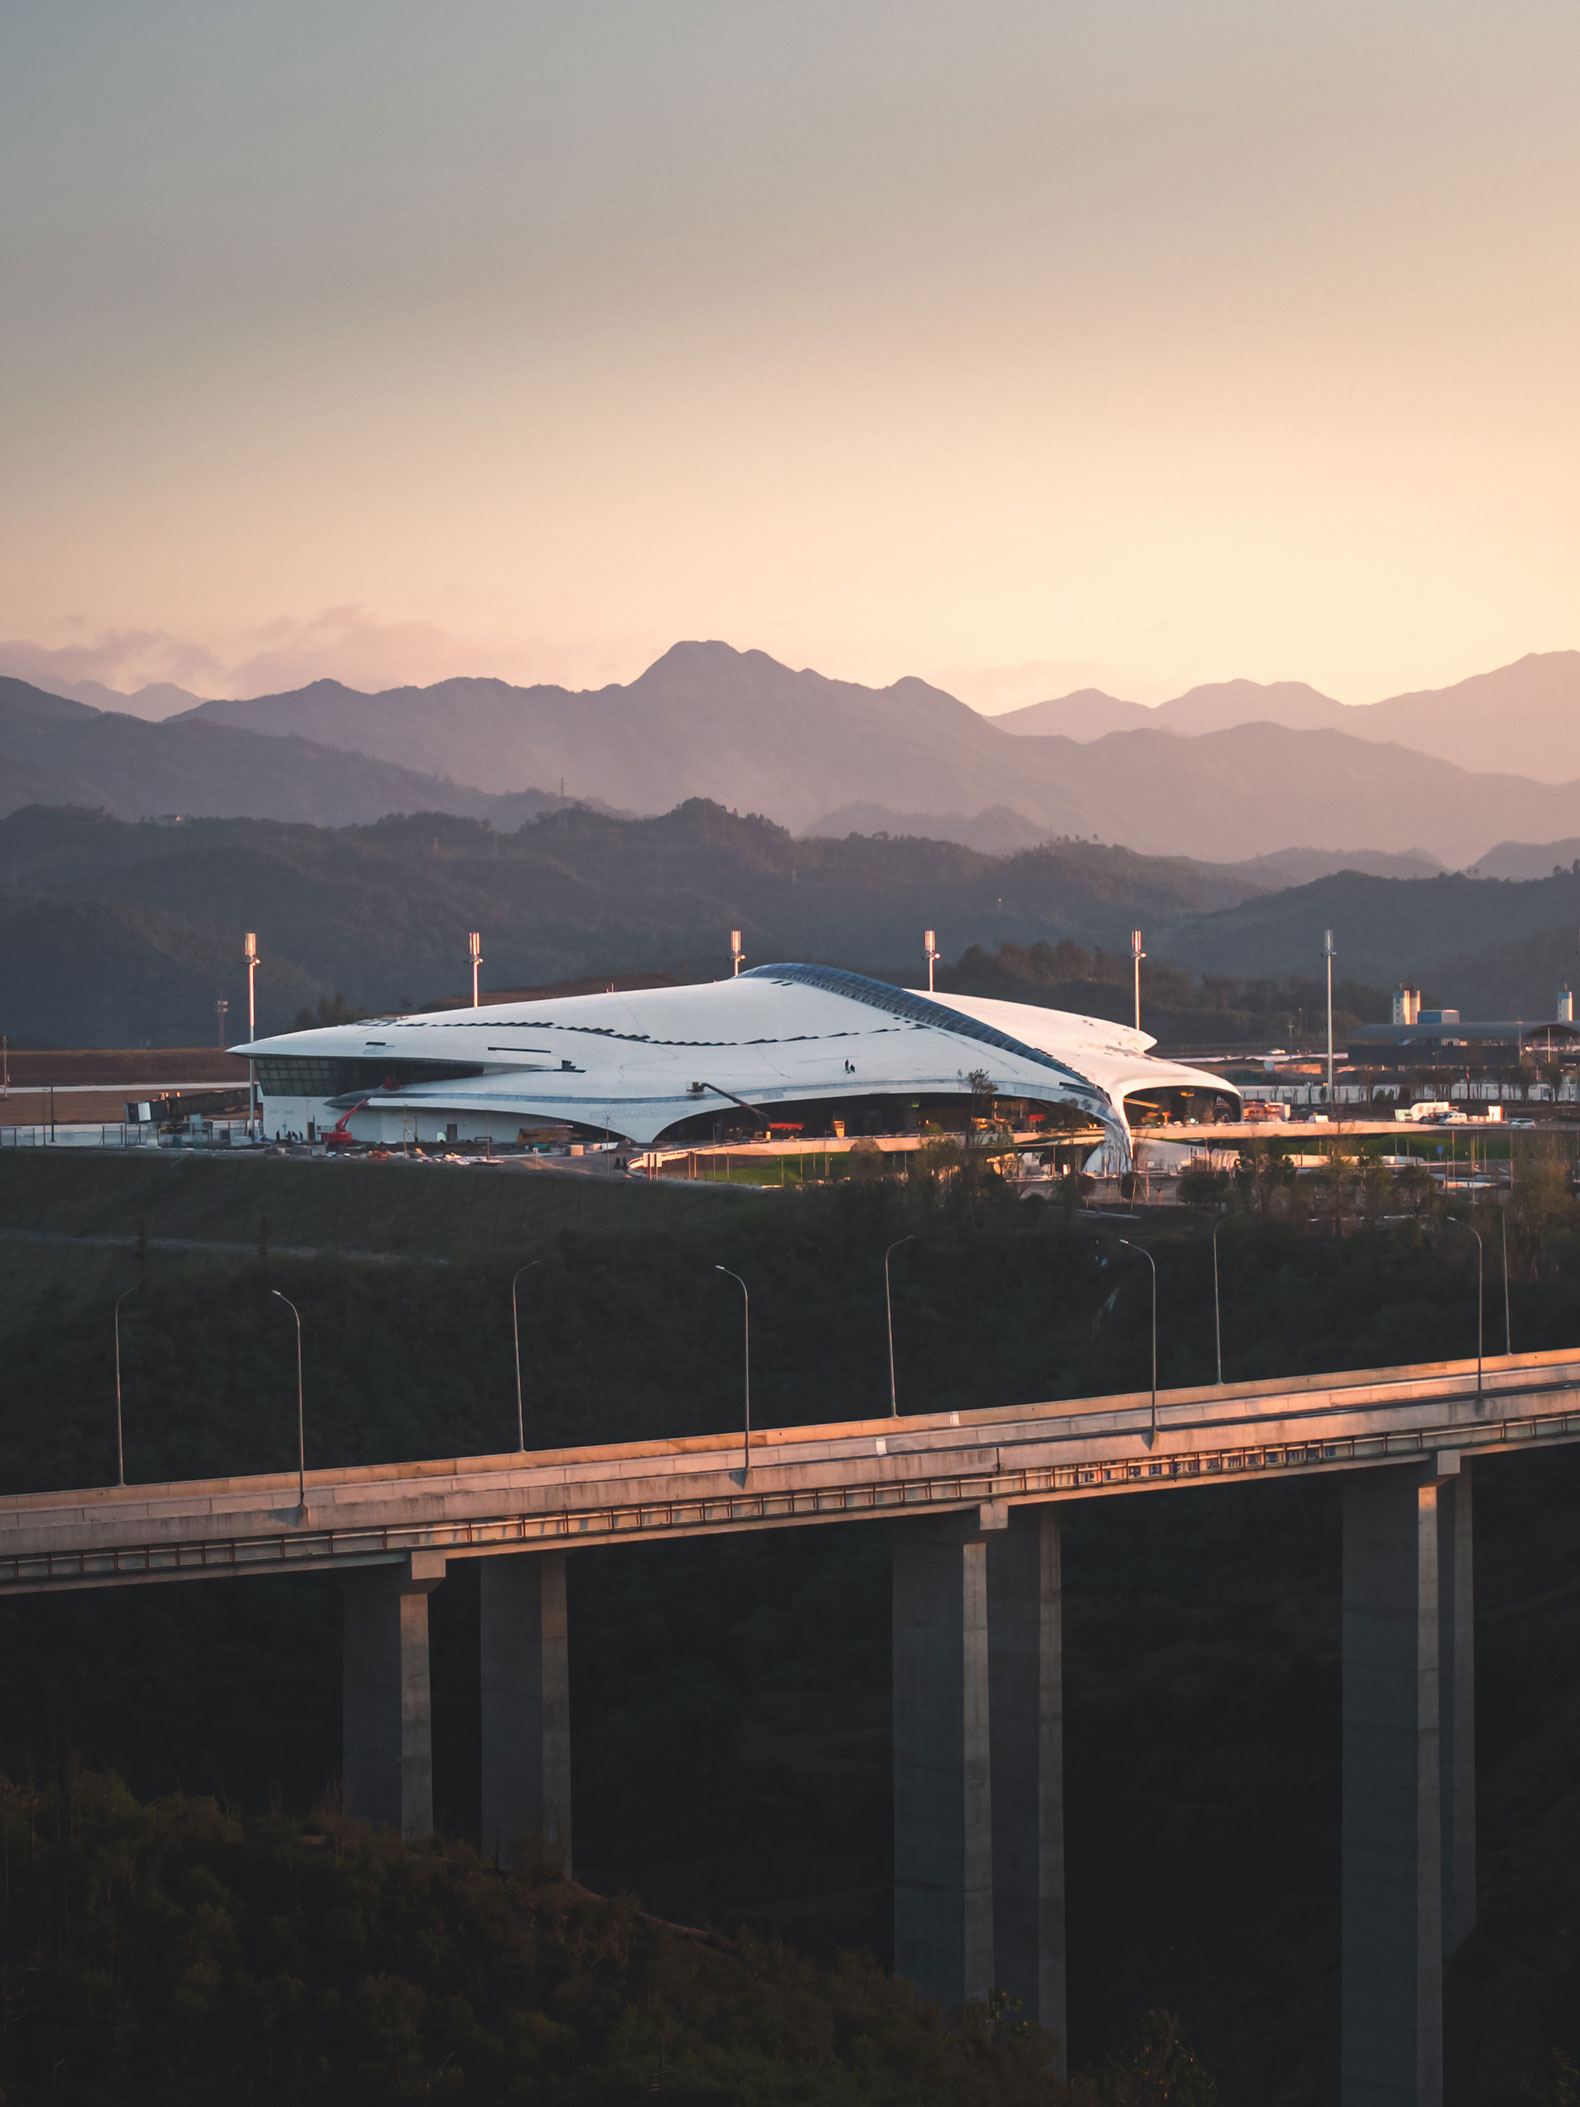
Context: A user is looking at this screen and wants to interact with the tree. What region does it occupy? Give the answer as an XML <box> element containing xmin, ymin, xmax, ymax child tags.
<box><xmin>1233</xmin><ymin>1141</ymin><xmax>1296</xmax><ymax>1216</ymax></box>
<box><xmin>1073</xmin><ymin>2010</ymin><xmax>1220</xmax><ymax>2106</ymax></box>
<box><xmin>1177</xmin><ymin>1167</ymin><xmax>1230</xmax><ymax>1210</ymax></box>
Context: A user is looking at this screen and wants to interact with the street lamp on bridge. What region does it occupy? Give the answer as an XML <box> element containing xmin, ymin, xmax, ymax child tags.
<box><xmin>714</xmin><ymin>1266</ymin><xmax>751</xmax><ymax>1476</ymax></box>
<box><xmin>1211</xmin><ymin>1214</ymin><xmax>1233</xmax><ymax>1388</ymax></box>
<box><xmin>1445</xmin><ymin>1216</ymin><xmax>1484</xmax><ymax>1396</ymax></box>
<box><xmin>270</xmin><ymin>1289</ymin><xmax>307</xmax><ymax>1514</ymax></box>
<box><xmin>113</xmin><ymin>1284</ymin><xmax>138</xmax><ymax>1486</ymax></box>
<box><xmin>511</xmin><ymin>1262</ymin><xmax>538</xmax><ymax>1452</ymax></box>
<box><xmin>1115</xmin><ymin>1238</ymin><xmax>1158</xmax><ymax>1447</ymax></box>
<box><xmin>884</xmin><ymin>1235</ymin><xmax>914</xmax><ymax>1416</ymax></box>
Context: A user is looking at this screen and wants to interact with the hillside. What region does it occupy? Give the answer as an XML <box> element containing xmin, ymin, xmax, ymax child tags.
<box><xmin>182</xmin><ymin>645</ymin><xmax>1033</xmax><ymax>831</ymax></box>
<box><xmin>171</xmin><ymin>643</ymin><xmax>1580</xmax><ymax>862</ymax></box>
<box><xmin>13</xmin><ymin>647</ymin><xmax>1580</xmax><ymax>862</ymax></box>
<box><xmin>998</xmin><ymin>679</ymin><xmax>1349</xmax><ymax>740</ymax></box>
<box><xmin>0</xmin><ymin>801</ymin><xmax>1272</xmax><ymax>1046</ymax></box>
<box><xmin>2</xmin><ymin>1161</ymin><xmax>1580</xmax><ymax>2096</ymax></box>
<box><xmin>1170</xmin><ymin>866</ymin><xmax>1580</xmax><ymax>1015</ymax></box>
<box><xmin>999</xmin><ymin>652</ymin><xmax>1580</xmax><ymax>786</ymax></box>
<box><xmin>7</xmin><ymin>799</ymin><xmax>1580</xmax><ymax>1050</ymax></box>
<box><xmin>0</xmin><ymin>677</ymin><xmax>582</xmax><ymax>829</ymax></box>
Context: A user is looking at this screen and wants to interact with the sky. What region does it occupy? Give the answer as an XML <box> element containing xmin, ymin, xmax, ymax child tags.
<box><xmin>3</xmin><ymin>0</ymin><xmax>1578</xmax><ymax>708</ymax></box>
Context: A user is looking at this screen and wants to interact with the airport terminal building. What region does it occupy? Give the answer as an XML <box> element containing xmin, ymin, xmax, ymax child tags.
<box><xmin>233</xmin><ymin>962</ymin><xmax>1239</xmax><ymax>1162</ymax></box>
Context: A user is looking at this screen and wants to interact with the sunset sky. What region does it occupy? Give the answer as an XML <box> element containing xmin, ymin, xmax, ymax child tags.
<box><xmin>3</xmin><ymin>0</ymin><xmax>1578</xmax><ymax>707</ymax></box>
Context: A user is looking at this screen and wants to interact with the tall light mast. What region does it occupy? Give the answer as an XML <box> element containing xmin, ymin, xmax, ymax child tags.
<box><xmin>924</xmin><ymin>929</ymin><xmax>939</xmax><ymax>994</ymax></box>
<box><xmin>469</xmin><ymin>931</ymin><xmax>483</xmax><ymax>1008</ymax></box>
<box><xmin>730</xmin><ymin>929</ymin><xmax>744</xmax><ymax>977</ymax></box>
<box><xmin>1131</xmin><ymin>930</ymin><xmax>1145</xmax><ymax>1032</ymax></box>
<box><xmin>1324</xmin><ymin>928</ymin><xmax>1336</xmax><ymax>1102</ymax></box>
<box><xmin>243</xmin><ymin>932</ymin><xmax>259</xmax><ymax>1137</ymax></box>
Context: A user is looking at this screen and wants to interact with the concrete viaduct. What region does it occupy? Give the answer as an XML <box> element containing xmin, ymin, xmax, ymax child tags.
<box><xmin>6</xmin><ymin>1346</ymin><xmax>1580</xmax><ymax>2105</ymax></box>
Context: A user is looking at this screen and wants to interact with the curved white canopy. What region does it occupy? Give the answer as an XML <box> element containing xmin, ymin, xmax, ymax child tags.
<box><xmin>235</xmin><ymin>963</ymin><xmax>1237</xmax><ymax>1156</ymax></box>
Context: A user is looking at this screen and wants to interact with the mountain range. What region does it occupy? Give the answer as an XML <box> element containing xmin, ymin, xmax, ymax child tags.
<box><xmin>0</xmin><ymin>678</ymin><xmax>591</xmax><ymax>830</ymax></box>
<box><xmin>5</xmin><ymin>640</ymin><xmax>1580</xmax><ymax>868</ymax></box>
<box><xmin>997</xmin><ymin>651</ymin><xmax>1580</xmax><ymax>780</ymax></box>
<box><xmin>0</xmin><ymin>800</ymin><xmax>1271</xmax><ymax>1047</ymax></box>
<box><xmin>5</xmin><ymin>797</ymin><xmax>1579</xmax><ymax>1050</ymax></box>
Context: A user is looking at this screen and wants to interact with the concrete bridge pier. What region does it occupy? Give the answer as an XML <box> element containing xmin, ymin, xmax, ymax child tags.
<box><xmin>892</xmin><ymin>1509</ymin><xmax>997</xmax><ymax>2011</ymax></box>
<box><xmin>341</xmin><ymin>1550</ymin><xmax>446</xmax><ymax>1839</ymax></box>
<box><xmin>987</xmin><ymin>1504</ymin><xmax>1066</xmax><ymax>2069</ymax></box>
<box><xmin>480</xmin><ymin>1550</ymin><xmax>572</xmax><ymax>1873</ymax></box>
<box><xmin>1342</xmin><ymin>1456</ymin><xmax>1476</xmax><ymax>2107</ymax></box>
<box><xmin>1438</xmin><ymin>1465</ymin><xmax>1475</xmax><ymax>1958</ymax></box>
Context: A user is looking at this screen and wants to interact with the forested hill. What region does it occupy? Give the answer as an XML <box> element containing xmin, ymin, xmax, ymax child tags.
<box><xmin>0</xmin><ymin>801</ymin><xmax>1263</xmax><ymax>1045</ymax></box>
<box><xmin>1</xmin><ymin>797</ymin><xmax>1576</xmax><ymax>1047</ymax></box>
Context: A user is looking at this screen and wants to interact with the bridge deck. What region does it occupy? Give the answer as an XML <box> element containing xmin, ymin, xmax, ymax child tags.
<box><xmin>4</xmin><ymin>1348</ymin><xmax>1580</xmax><ymax>1594</ymax></box>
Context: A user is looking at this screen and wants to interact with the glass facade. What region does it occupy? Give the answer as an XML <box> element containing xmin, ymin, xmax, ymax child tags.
<box><xmin>253</xmin><ymin>1056</ymin><xmax>484</xmax><ymax>1097</ymax></box>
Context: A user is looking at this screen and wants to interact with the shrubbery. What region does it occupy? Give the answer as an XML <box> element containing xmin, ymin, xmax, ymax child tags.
<box><xmin>0</xmin><ymin>1769</ymin><xmax>1212</xmax><ymax>2107</ymax></box>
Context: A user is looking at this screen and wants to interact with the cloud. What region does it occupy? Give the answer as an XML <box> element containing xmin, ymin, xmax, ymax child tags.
<box><xmin>224</xmin><ymin>607</ymin><xmax>516</xmax><ymax>696</ymax></box>
<box><xmin>0</xmin><ymin>607</ymin><xmax>542</xmax><ymax>702</ymax></box>
<box><xmin>0</xmin><ymin>627</ymin><xmax>229</xmax><ymax>697</ymax></box>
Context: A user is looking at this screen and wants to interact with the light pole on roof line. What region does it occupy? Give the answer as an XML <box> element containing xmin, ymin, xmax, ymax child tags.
<box><xmin>243</xmin><ymin>932</ymin><xmax>259</xmax><ymax>1136</ymax></box>
<box><xmin>924</xmin><ymin>930</ymin><xmax>939</xmax><ymax>994</ymax></box>
<box><xmin>1324</xmin><ymin>929</ymin><xmax>1336</xmax><ymax>1103</ymax></box>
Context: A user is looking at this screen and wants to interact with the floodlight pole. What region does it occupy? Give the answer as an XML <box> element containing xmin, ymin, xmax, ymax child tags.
<box><xmin>469</xmin><ymin>931</ymin><xmax>483</xmax><ymax>1008</ymax></box>
<box><xmin>730</xmin><ymin>930</ymin><xmax>744</xmax><ymax>977</ymax></box>
<box><xmin>884</xmin><ymin>1235</ymin><xmax>914</xmax><ymax>1415</ymax></box>
<box><xmin>270</xmin><ymin>1289</ymin><xmax>307</xmax><ymax>1513</ymax></box>
<box><xmin>1324</xmin><ymin>929</ymin><xmax>1336</xmax><ymax>1104</ymax></box>
<box><xmin>511</xmin><ymin>1261</ymin><xmax>538</xmax><ymax>1451</ymax></box>
<box><xmin>1131</xmin><ymin>930</ymin><xmax>1144</xmax><ymax>1033</ymax></box>
<box><xmin>1446</xmin><ymin>1216</ymin><xmax>1484</xmax><ymax>1396</ymax></box>
<box><xmin>924</xmin><ymin>930</ymin><xmax>938</xmax><ymax>995</ymax></box>
<box><xmin>113</xmin><ymin>1285</ymin><xmax>138</xmax><ymax>1486</ymax></box>
<box><xmin>1116</xmin><ymin>1237</ymin><xmax>1158</xmax><ymax>1446</ymax></box>
<box><xmin>244</xmin><ymin>932</ymin><xmax>259</xmax><ymax>1136</ymax></box>
<box><xmin>715</xmin><ymin>1266</ymin><xmax>751</xmax><ymax>1474</ymax></box>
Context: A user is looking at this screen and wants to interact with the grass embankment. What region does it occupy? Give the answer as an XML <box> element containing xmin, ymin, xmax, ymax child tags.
<box><xmin>0</xmin><ymin>1149</ymin><xmax>725</xmax><ymax>1260</ymax></box>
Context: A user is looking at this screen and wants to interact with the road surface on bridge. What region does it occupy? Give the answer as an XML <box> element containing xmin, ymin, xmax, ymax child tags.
<box><xmin>3</xmin><ymin>1346</ymin><xmax>1579</xmax><ymax>1595</ymax></box>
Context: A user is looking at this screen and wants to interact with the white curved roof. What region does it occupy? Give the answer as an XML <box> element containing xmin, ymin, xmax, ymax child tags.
<box><xmin>235</xmin><ymin>963</ymin><xmax>1236</xmax><ymax>1149</ymax></box>
<box><xmin>922</xmin><ymin>990</ymin><xmax>1225</xmax><ymax>1130</ymax></box>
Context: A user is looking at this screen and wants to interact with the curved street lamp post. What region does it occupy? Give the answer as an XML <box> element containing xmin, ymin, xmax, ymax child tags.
<box><xmin>270</xmin><ymin>1289</ymin><xmax>307</xmax><ymax>1513</ymax></box>
<box><xmin>884</xmin><ymin>1235</ymin><xmax>914</xmax><ymax>1416</ymax></box>
<box><xmin>1445</xmin><ymin>1217</ymin><xmax>1484</xmax><ymax>1395</ymax></box>
<box><xmin>1210</xmin><ymin>1214</ymin><xmax>1231</xmax><ymax>1388</ymax></box>
<box><xmin>113</xmin><ymin>1284</ymin><xmax>139</xmax><ymax>1486</ymax></box>
<box><xmin>511</xmin><ymin>1262</ymin><xmax>539</xmax><ymax>1452</ymax></box>
<box><xmin>714</xmin><ymin>1266</ymin><xmax>751</xmax><ymax>1477</ymax></box>
<box><xmin>1116</xmin><ymin>1237</ymin><xmax>1158</xmax><ymax>1447</ymax></box>
<box><xmin>1502</xmin><ymin>1207</ymin><xmax>1513</xmax><ymax>1356</ymax></box>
